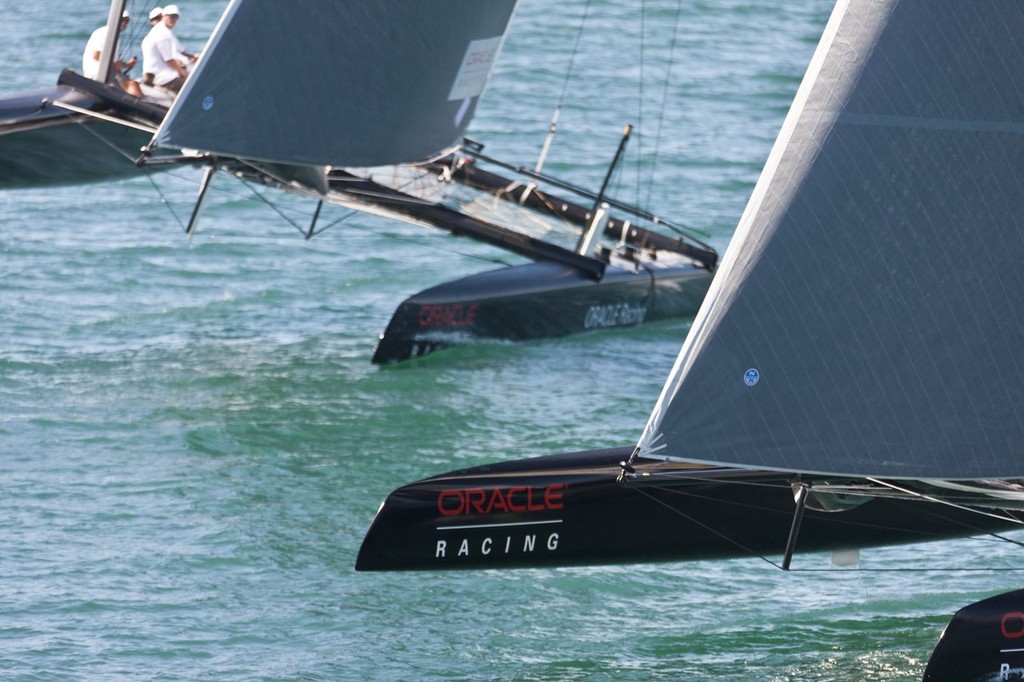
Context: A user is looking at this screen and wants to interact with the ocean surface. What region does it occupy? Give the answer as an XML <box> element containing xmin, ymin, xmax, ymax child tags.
<box><xmin>3</xmin><ymin>1</ymin><xmax>1021</xmax><ymax>680</ymax></box>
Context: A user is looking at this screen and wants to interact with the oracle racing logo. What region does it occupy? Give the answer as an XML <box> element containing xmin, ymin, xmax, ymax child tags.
<box><xmin>418</xmin><ymin>303</ymin><xmax>478</xmax><ymax>328</ymax></box>
<box><xmin>437</xmin><ymin>484</ymin><xmax>566</xmax><ymax>516</ymax></box>
<box><xmin>583</xmin><ymin>302</ymin><xmax>647</xmax><ymax>330</ymax></box>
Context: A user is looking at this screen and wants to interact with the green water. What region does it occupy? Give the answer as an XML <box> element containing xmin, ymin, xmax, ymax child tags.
<box><xmin>2</xmin><ymin>1</ymin><xmax>1021</xmax><ymax>679</ymax></box>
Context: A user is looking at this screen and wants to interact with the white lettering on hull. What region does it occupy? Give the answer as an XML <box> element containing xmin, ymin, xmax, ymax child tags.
<box><xmin>584</xmin><ymin>302</ymin><xmax>647</xmax><ymax>329</ymax></box>
<box><xmin>435</xmin><ymin>532</ymin><xmax>560</xmax><ymax>560</ymax></box>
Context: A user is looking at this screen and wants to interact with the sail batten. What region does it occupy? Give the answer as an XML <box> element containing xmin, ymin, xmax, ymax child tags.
<box><xmin>838</xmin><ymin>112</ymin><xmax>1024</xmax><ymax>136</ymax></box>
<box><xmin>639</xmin><ymin>0</ymin><xmax>1024</xmax><ymax>480</ymax></box>
<box><xmin>154</xmin><ymin>0</ymin><xmax>518</xmax><ymax>167</ymax></box>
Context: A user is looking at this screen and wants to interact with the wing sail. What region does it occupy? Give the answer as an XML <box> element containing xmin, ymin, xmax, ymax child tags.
<box><xmin>155</xmin><ymin>0</ymin><xmax>517</xmax><ymax>167</ymax></box>
<box><xmin>640</xmin><ymin>0</ymin><xmax>1024</xmax><ymax>479</ymax></box>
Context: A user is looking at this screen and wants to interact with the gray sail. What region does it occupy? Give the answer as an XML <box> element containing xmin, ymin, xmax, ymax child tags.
<box><xmin>639</xmin><ymin>0</ymin><xmax>1024</xmax><ymax>480</ymax></box>
<box><xmin>154</xmin><ymin>0</ymin><xmax>517</xmax><ymax>167</ymax></box>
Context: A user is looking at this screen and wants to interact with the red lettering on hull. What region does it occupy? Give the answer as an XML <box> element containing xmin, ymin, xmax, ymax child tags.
<box><xmin>1003</xmin><ymin>611</ymin><xmax>1024</xmax><ymax>638</ymax></box>
<box><xmin>418</xmin><ymin>304</ymin><xmax>479</xmax><ymax>328</ymax></box>
<box><xmin>437</xmin><ymin>483</ymin><xmax>567</xmax><ymax>516</ymax></box>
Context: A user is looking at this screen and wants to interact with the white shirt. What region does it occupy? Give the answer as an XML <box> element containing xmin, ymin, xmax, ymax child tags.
<box><xmin>82</xmin><ymin>26</ymin><xmax>107</xmax><ymax>80</ymax></box>
<box><xmin>142</xmin><ymin>20</ymin><xmax>185</xmax><ymax>86</ymax></box>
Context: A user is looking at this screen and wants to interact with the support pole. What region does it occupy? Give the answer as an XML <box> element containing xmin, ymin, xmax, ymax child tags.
<box><xmin>305</xmin><ymin>200</ymin><xmax>324</xmax><ymax>240</ymax></box>
<box><xmin>575</xmin><ymin>124</ymin><xmax>632</xmax><ymax>256</ymax></box>
<box><xmin>577</xmin><ymin>204</ymin><xmax>609</xmax><ymax>258</ymax></box>
<box><xmin>187</xmin><ymin>166</ymin><xmax>217</xmax><ymax>240</ymax></box>
<box><xmin>782</xmin><ymin>483</ymin><xmax>809</xmax><ymax>571</ymax></box>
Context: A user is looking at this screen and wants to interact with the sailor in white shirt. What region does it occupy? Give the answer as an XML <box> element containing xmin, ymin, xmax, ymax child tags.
<box><xmin>141</xmin><ymin>4</ymin><xmax>195</xmax><ymax>93</ymax></box>
<box><xmin>82</xmin><ymin>11</ymin><xmax>142</xmax><ymax>97</ymax></box>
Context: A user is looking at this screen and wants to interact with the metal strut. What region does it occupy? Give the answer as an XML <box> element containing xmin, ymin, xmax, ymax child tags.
<box><xmin>305</xmin><ymin>199</ymin><xmax>324</xmax><ymax>239</ymax></box>
<box><xmin>187</xmin><ymin>166</ymin><xmax>217</xmax><ymax>239</ymax></box>
<box><xmin>576</xmin><ymin>124</ymin><xmax>632</xmax><ymax>256</ymax></box>
<box><xmin>782</xmin><ymin>483</ymin><xmax>809</xmax><ymax>570</ymax></box>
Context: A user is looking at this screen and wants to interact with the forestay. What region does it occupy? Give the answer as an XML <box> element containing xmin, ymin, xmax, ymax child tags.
<box><xmin>638</xmin><ymin>0</ymin><xmax>1024</xmax><ymax>480</ymax></box>
<box><xmin>154</xmin><ymin>0</ymin><xmax>517</xmax><ymax>167</ymax></box>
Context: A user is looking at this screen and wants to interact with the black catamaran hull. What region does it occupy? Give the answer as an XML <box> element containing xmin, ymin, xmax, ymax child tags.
<box><xmin>0</xmin><ymin>72</ymin><xmax>165</xmax><ymax>189</ymax></box>
<box><xmin>0</xmin><ymin>112</ymin><xmax>153</xmax><ymax>188</ymax></box>
<box><xmin>923</xmin><ymin>588</ymin><xmax>1024</xmax><ymax>681</ymax></box>
<box><xmin>372</xmin><ymin>258</ymin><xmax>711</xmax><ymax>363</ymax></box>
<box><xmin>356</xmin><ymin>446</ymin><xmax>1022</xmax><ymax>571</ymax></box>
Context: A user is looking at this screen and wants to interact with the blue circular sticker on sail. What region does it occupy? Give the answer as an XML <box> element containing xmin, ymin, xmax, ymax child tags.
<box><xmin>202</xmin><ymin>95</ymin><xmax>215</xmax><ymax>111</ymax></box>
<box><xmin>744</xmin><ymin>368</ymin><xmax>760</xmax><ymax>386</ymax></box>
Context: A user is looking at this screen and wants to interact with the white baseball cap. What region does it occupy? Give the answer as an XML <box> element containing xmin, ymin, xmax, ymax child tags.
<box><xmin>149</xmin><ymin>7</ymin><xmax>163</xmax><ymax>20</ymax></box>
<box><xmin>163</xmin><ymin>4</ymin><xmax>180</xmax><ymax>15</ymax></box>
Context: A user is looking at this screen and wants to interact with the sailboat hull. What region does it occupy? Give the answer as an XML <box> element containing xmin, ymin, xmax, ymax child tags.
<box><xmin>0</xmin><ymin>73</ymin><xmax>165</xmax><ymax>189</ymax></box>
<box><xmin>356</xmin><ymin>446</ymin><xmax>1022</xmax><ymax>571</ymax></box>
<box><xmin>923</xmin><ymin>588</ymin><xmax>1024</xmax><ymax>681</ymax></box>
<box><xmin>0</xmin><ymin>113</ymin><xmax>154</xmax><ymax>188</ymax></box>
<box><xmin>372</xmin><ymin>257</ymin><xmax>711</xmax><ymax>363</ymax></box>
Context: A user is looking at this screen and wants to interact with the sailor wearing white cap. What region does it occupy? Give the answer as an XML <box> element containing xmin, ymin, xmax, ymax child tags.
<box><xmin>141</xmin><ymin>4</ymin><xmax>196</xmax><ymax>93</ymax></box>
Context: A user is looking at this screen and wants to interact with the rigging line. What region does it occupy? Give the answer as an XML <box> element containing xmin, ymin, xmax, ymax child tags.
<box><xmin>644</xmin><ymin>0</ymin><xmax>686</xmax><ymax>209</ymax></box>
<box><xmin>554</xmin><ymin>0</ymin><xmax>592</xmax><ymax>113</ymax></box>
<box><xmin>461</xmin><ymin>147</ymin><xmax>715</xmax><ymax>244</ymax></box>
<box><xmin>143</xmin><ymin>164</ymin><xmax>386</xmax><ymax>241</ymax></box>
<box><xmin>629</xmin><ymin>472</ymin><xmax>793</xmax><ymax>491</ymax></box>
<box><xmin>304</xmin><ymin>207</ymin><xmax>361</xmax><ymax>239</ymax></box>
<box><xmin>334</xmin><ymin>170</ymin><xmax>454</xmax><ymax>208</ymax></box>
<box><xmin>533</xmin><ymin>0</ymin><xmax>592</xmax><ymax>169</ymax></box>
<box><xmin>867</xmin><ymin>477</ymin><xmax>1024</xmax><ymax>526</ymax></box>
<box><xmin>141</xmin><ymin>165</ymin><xmax>190</xmax><ymax>234</ymax></box>
<box><xmin>879</xmin><ymin>497</ymin><xmax>1024</xmax><ymax>550</ymax></box>
<box><xmin>628</xmin><ymin>485</ymin><xmax>784</xmax><ymax>569</ymax></box>
<box><xmin>640</xmin><ymin>481</ymin><xmax>1024</xmax><ymax>549</ymax></box>
<box><xmin>229</xmin><ymin>159</ymin><xmax>373</xmax><ymax>238</ymax></box>
<box><xmin>372</xmin><ymin>165</ymin><xmax>461</xmax><ymax>199</ymax></box>
<box><xmin>235</xmin><ymin>176</ymin><xmax>313</xmax><ymax>239</ymax></box>
<box><xmin>148</xmin><ymin>163</ymin><xmax>327</xmax><ymax>226</ymax></box>
<box><xmin>121</xmin><ymin>0</ymin><xmax>148</xmax><ymax>67</ymax></box>
<box><xmin>307</xmin><ymin>187</ymin><xmax>445</xmax><ymax>239</ymax></box>
<box><xmin>318</xmin><ymin>176</ymin><xmax>521</xmax><ymax>263</ymax></box>
<box><xmin>147</xmin><ymin>167</ymin><xmax>508</xmax><ymax>264</ymax></box>
<box><xmin>453</xmin><ymin>180</ymin><xmax>582</xmax><ymax>243</ymax></box>
<box><xmin>346</xmin><ymin>167</ymin><xmax>582</xmax><ymax>247</ymax></box>
<box><xmin>466</xmin><ymin>193</ymin><xmax>572</xmax><ymax>244</ymax></box>
<box><xmin>50</xmin><ymin>105</ymin><xmax>153</xmax><ymax>162</ymax></box>
<box><xmin>634</xmin><ymin>0</ymin><xmax>646</xmax><ymax>207</ymax></box>
<box><xmin>634</xmin><ymin>484</ymin><xmax>1024</xmax><ymax>573</ymax></box>
<box><xmin>463</xmin><ymin>177</ymin><xmax>585</xmax><ymax>239</ymax></box>
<box><xmin>180</xmin><ymin>169</ymin><xmax>307</xmax><ymax>210</ymax></box>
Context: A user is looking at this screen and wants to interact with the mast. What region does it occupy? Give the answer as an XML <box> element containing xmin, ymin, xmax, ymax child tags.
<box><xmin>97</xmin><ymin>0</ymin><xmax>128</xmax><ymax>84</ymax></box>
<box><xmin>575</xmin><ymin>124</ymin><xmax>632</xmax><ymax>256</ymax></box>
